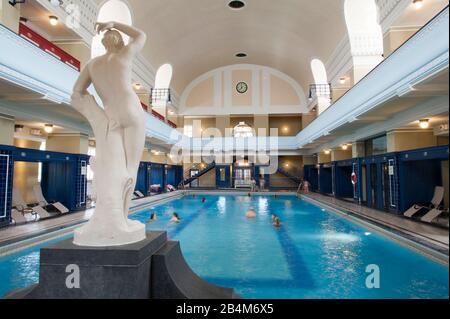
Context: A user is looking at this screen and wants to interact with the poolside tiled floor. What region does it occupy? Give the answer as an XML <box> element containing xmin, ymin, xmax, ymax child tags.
<box><xmin>304</xmin><ymin>193</ymin><xmax>449</xmax><ymax>252</ymax></box>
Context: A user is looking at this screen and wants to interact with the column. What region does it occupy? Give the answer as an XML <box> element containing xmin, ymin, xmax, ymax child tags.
<box><xmin>46</xmin><ymin>133</ymin><xmax>89</xmax><ymax>154</ymax></box>
<box><xmin>0</xmin><ymin>115</ymin><xmax>15</xmax><ymax>146</ymax></box>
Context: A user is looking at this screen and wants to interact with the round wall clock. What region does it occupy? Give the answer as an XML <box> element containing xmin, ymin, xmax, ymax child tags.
<box><xmin>236</xmin><ymin>82</ymin><xmax>248</xmax><ymax>94</ymax></box>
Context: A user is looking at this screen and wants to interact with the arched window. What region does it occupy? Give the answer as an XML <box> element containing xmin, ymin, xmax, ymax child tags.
<box><xmin>91</xmin><ymin>0</ymin><xmax>132</xmax><ymax>58</ymax></box>
<box><xmin>311</xmin><ymin>59</ymin><xmax>328</xmax><ymax>85</ymax></box>
<box><xmin>233</xmin><ymin>122</ymin><xmax>254</xmax><ymax>138</ymax></box>
<box><xmin>310</xmin><ymin>59</ymin><xmax>331</xmax><ymax>114</ymax></box>
<box><xmin>344</xmin><ymin>0</ymin><xmax>384</xmax><ymax>82</ymax></box>
<box><xmin>152</xmin><ymin>64</ymin><xmax>173</xmax><ymax>108</ymax></box>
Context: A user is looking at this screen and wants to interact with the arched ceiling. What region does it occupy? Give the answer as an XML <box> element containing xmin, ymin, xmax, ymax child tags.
<box><xmin>97</xmin><ymin>0</ymin><xmax>348</xmax><ymax>94</ymax></box>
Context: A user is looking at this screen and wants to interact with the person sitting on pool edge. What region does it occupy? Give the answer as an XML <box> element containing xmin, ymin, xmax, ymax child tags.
<box><xmin>273</xmin><ymin>216</ymin><xmax>282</xmax><ymax>228</ymax></box>
<box><xmin>147</xmin><ymin>213</ymin><xmax>157</xmax><ymax>223</ymax></box>
<box><xmin>171</xmin><ymin>212</ymin><xmax>181</xmax><ymax>223</ymax></box>
<box><xmin>246</xmin><ymin>207</ymin><xmax>257</xmax><ymax>219</ymax></box>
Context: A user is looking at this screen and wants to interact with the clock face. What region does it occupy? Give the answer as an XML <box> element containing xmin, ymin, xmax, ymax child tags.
<box><xmin>236</xmin><ymin>82</ymin><xmax>248</xmax><ymax>94</ymax></box>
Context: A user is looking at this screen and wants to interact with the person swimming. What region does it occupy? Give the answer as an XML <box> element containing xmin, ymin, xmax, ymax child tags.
<box><xmin>246</xmin><ymin>207</ymin><xmax>257</xmax><ymax>219</ymax></box>
<box><xmin>171</xmin><ymin>212</ymin><xmax>181</xmax><ymax>223</ymax></box>
<box><xmin>271</xmin><ymin>214</ymin><xmax>278</xmax><ymax>223</ymax></box>
<box><xmin>202</xmin><ymin>197</ymin><xmax>206</xmax><ymax>203</ymax></box>
<box><xmin>147</xmin><ymin>213</ymin><xmax>157</xmax><ymax>223</ymax></box>
<box><xmin>273</xmin><ymin>217</ymin><xmax>282</xmax><ymax>228</ymax></box>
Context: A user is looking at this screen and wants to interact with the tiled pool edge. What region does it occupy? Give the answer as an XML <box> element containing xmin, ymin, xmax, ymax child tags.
<box><xmin>0</xmin><ymin>191</ymin><xmax>186</xmax><ymax>256</ymax></box>
<box><xmin>302</xmin><ymin>195</ymin><xmax>449</xmax><ymax>266</ymax></box>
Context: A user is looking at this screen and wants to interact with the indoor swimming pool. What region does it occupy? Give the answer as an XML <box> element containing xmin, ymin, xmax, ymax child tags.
<box><xmin>0</xmin><ymin>195</ymin><xmax>448</xmax><ymax>299</ymax></box>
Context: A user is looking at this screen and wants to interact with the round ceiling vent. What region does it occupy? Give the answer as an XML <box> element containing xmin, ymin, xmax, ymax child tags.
<box><xmin>228</xmin><ymin>1</ymin><xmax>245</xmax><ymax>10</ymax></box>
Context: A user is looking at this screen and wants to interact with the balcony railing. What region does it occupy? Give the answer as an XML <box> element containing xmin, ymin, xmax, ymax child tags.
<box><xmin>19</xmin><ymin>23</ymin><xmax>81</xmax><ymax>71</ymax></box>
<box><xmin>309</xmin><ymin>84</ymin><xmax>332</xmax><ymax>100</ymax></box>
<box><xmin>150</xmin><ymin>88</ymin><xmax>171</xmax><ymax>106</ymax></box>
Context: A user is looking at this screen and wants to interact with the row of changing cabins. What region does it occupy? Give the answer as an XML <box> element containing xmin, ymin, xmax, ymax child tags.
<box><xmin>0</xmin><ymin>144</ymin><xmax>448</xmax><ymax>228</ymax></box>
<box><xmin>304</xmin><ymin>145</ymin><xmax>449</xmax><ymax>215</ymax></box>
<box><xmin>0</xmin><ymin>144</ymin><xmax>184</xmax><ymax>228</ymax></box>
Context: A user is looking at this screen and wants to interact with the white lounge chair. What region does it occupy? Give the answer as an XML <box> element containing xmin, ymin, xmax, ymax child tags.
<box><xmin>12</xmin><ymin>187</ymin><xmax>52</xmax><ymax>220</ymax></box>
<box><xmin>150</xmin><ymin>184</ymin><xmax>161</xmax><ymax>195</ymax></box>
<box><xmin>404</xmin><ymin>186</ymin><xmax>444</xmax><ymax>218</ymax></box>
<box><xmin>421</xmin><ymin>208</ymin><xmax>445</xmax><ymax>223</ymax></box>
<box><xmin>32</xmin><ymin>183</ymin><xmax>69</xmax><ymax>214</ymax></box>
<box><xmin>11</xmin><ymin>208</ymin><xmax>29</xmax><ymax>225</ymax></box>
<box><xmin>134</xmin><ymin>190</ymin><xmax>146</xmax><ymax>198</ymax></box>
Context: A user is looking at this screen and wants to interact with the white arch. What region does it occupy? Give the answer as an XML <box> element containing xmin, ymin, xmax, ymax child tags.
<box><xmin>310</xmin><ymin>59</ymin><xmax>331</xmax><ymax>114</ymax></box>
<box><xmin>344</xmin><ymin>0</ymin><xmax>384</xmax><ymax>82</ymax></box>
<box><xmin>155</xmin><ymin>64</ymin><xmax>173</xmax><ymax>89</ymax></box>
<box><xmin>91</xmin><ymin>0</ymin><xmax>133</xmax><ymax>59</ymax></box>
<box><xmin>180</xmin><ymin>64</ymin><xmax>308</xmax><ymax>115</ymax></box>
<box><xmin>153</xmin><ymin>64</ymin><xmax>173</xmax><ymax>108</ymax></box>
<box><xmin>311</xmin><ymin>59</ymin><xmax>328</xmax><ymax>85</ymax></box>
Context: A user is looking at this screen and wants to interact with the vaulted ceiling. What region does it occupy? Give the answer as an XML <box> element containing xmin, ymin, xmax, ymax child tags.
<box><xmin>96</xmin><ymin>0</ymin><xmax>348</xmax><ymax>94</ymax></box>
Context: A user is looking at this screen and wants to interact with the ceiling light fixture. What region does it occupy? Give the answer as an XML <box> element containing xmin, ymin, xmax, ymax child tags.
<box><xmin>413</xmin><ymin>0</ymin><xmax>424</xmax><ymax>9</ymax></box>
<box><xmin>44</xmin><ymin>124</ymin><xmax>54</xmax><ymax>133</ymax></box>
<box><xmin>49</xmin><ymin>15</ymin><xmax>59</xmax><ymax>26</ymax></box>
<box><xmin>419</xmin><ymin>119</ymin><xmax>430</xmax><ymax>129</ymax></box>
<box><xmin>228</xmin><ymin>0</ymin><xmax>245</xmax><ymax>10</ymax></box>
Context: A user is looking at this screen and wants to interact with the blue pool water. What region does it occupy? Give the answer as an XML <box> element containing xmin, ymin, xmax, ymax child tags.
<box><xmin>0</xmin><ymin>195</ymin><xmax>448</xmax><ymax>299</ymax></box>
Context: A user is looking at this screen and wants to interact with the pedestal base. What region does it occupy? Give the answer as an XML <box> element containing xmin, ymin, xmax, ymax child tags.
<box><xmin>6</xmin><ymin>232</ymin><xmax>239</xmax><ymax>299</ymax></box>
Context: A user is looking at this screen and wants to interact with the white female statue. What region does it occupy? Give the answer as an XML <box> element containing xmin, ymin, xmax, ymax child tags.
<box><xmin>71</xmin><ymin>22</ymin><xmax>147</xmax><ymax>246</ymax></box>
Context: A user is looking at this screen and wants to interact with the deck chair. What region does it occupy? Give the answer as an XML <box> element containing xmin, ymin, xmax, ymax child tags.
<box><xmin>421</xmin><ymin>208</ymin><xmax>445</xmax><ymax>223</ymax></box>
<box><xmin>134</xmin><ymin>190</ymin><xmax>146</xmax><ymax>198</ymax></box>
<box><xmin>32</xmin><ymin>183</ymin><xmax>69</xmax><ymax>214</ymax></box>
<box><xmin>11</xmin><ymin>208</ymin><xmax>29</xmax><ymax>225</ymax></box>
<box><xmin>12</xmin><ymin>187</ymin><xmax>52</xmax><ymax>220</ymax></box>
<box><xmin>404</xmin><ymin>186</ymin><xmax>444</xmax><ymax>218</ymax></box>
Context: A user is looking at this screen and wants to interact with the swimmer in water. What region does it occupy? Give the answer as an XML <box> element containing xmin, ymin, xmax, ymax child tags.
<box><xmin>273</xmin><ymin>217</ymin><xmax>282</xmax><ymax>228</ymax></box>
<box><xmin>271</xmin><ymin>214</ymin><xmax>278</xmax><ymax>223</ymax></box>
<box><xmin>202</xmin><ymin>197</ymin><xmax>206</xmax><ymax>203</ymax></box>
<box><xmin>246</xmin><ymin>208</ymin><xmax>257</xmax><ymax>219</ymax></box>
<box><xmin>147</xmin><ymin>213</ymin><xmax>157</xmax><ymax>223</ymax></box>
<box><xmin>171</xmin><ymin>212</ymin><xmax>181</xmax><ymax>223</ymax></box>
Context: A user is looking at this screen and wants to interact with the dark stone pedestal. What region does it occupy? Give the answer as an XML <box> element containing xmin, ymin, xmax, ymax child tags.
<box><xmin>6</xmin><ymin>231</ymin><xmax>239</xmax><ymax>299</ymax></box>
<box><xmin>152</xmin><ymin>241</ymin><xmax>237</xmax><ymax>299</ymax></box>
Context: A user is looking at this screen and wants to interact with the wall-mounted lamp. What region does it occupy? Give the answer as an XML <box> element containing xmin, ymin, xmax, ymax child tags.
<box><xmin>8</xmin><ymin>0</ymin><xmax>26</xmax><ymax>6</ymax></box>
<box><xmin>49</xmin><ymin>15</ymin><xmax>59</xmax><ymax>26</ymax></box>
<box><xmin>419</xmin><ymin>119</ymin><xmax>430</xmax><ymax>129</ymax></box>
<box><xmin>413</xmin><ymin>0</ymin><xmax>424</xmax><ymax>9</ymax></box>
<box><xmin>324</xmin><ymin>150</ymin><xmax>331</xmax><ymax>155</ymax></box>
<box><xmin>14</xmin><ymin>124</ymin><xmax>24</xmax><ymax>133</ymax></box>
<box><xmin>342</xmin><ymin>144</ymin><xmax>349</xmax><ymax>151</ymax></box>
<box><xmin>44</xmin><ymin>124</ymin><xmax>54</xmax><ymax>133</ymax></box>
<box><xmin>134</xmin><ymin>83</ymin><xmax>141</xmax><ymax>90</ymax></box>
<box><xmin>339</xmin><ymin>77</ymin><xmax>346</xmax><ymax>85</ymax></box>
